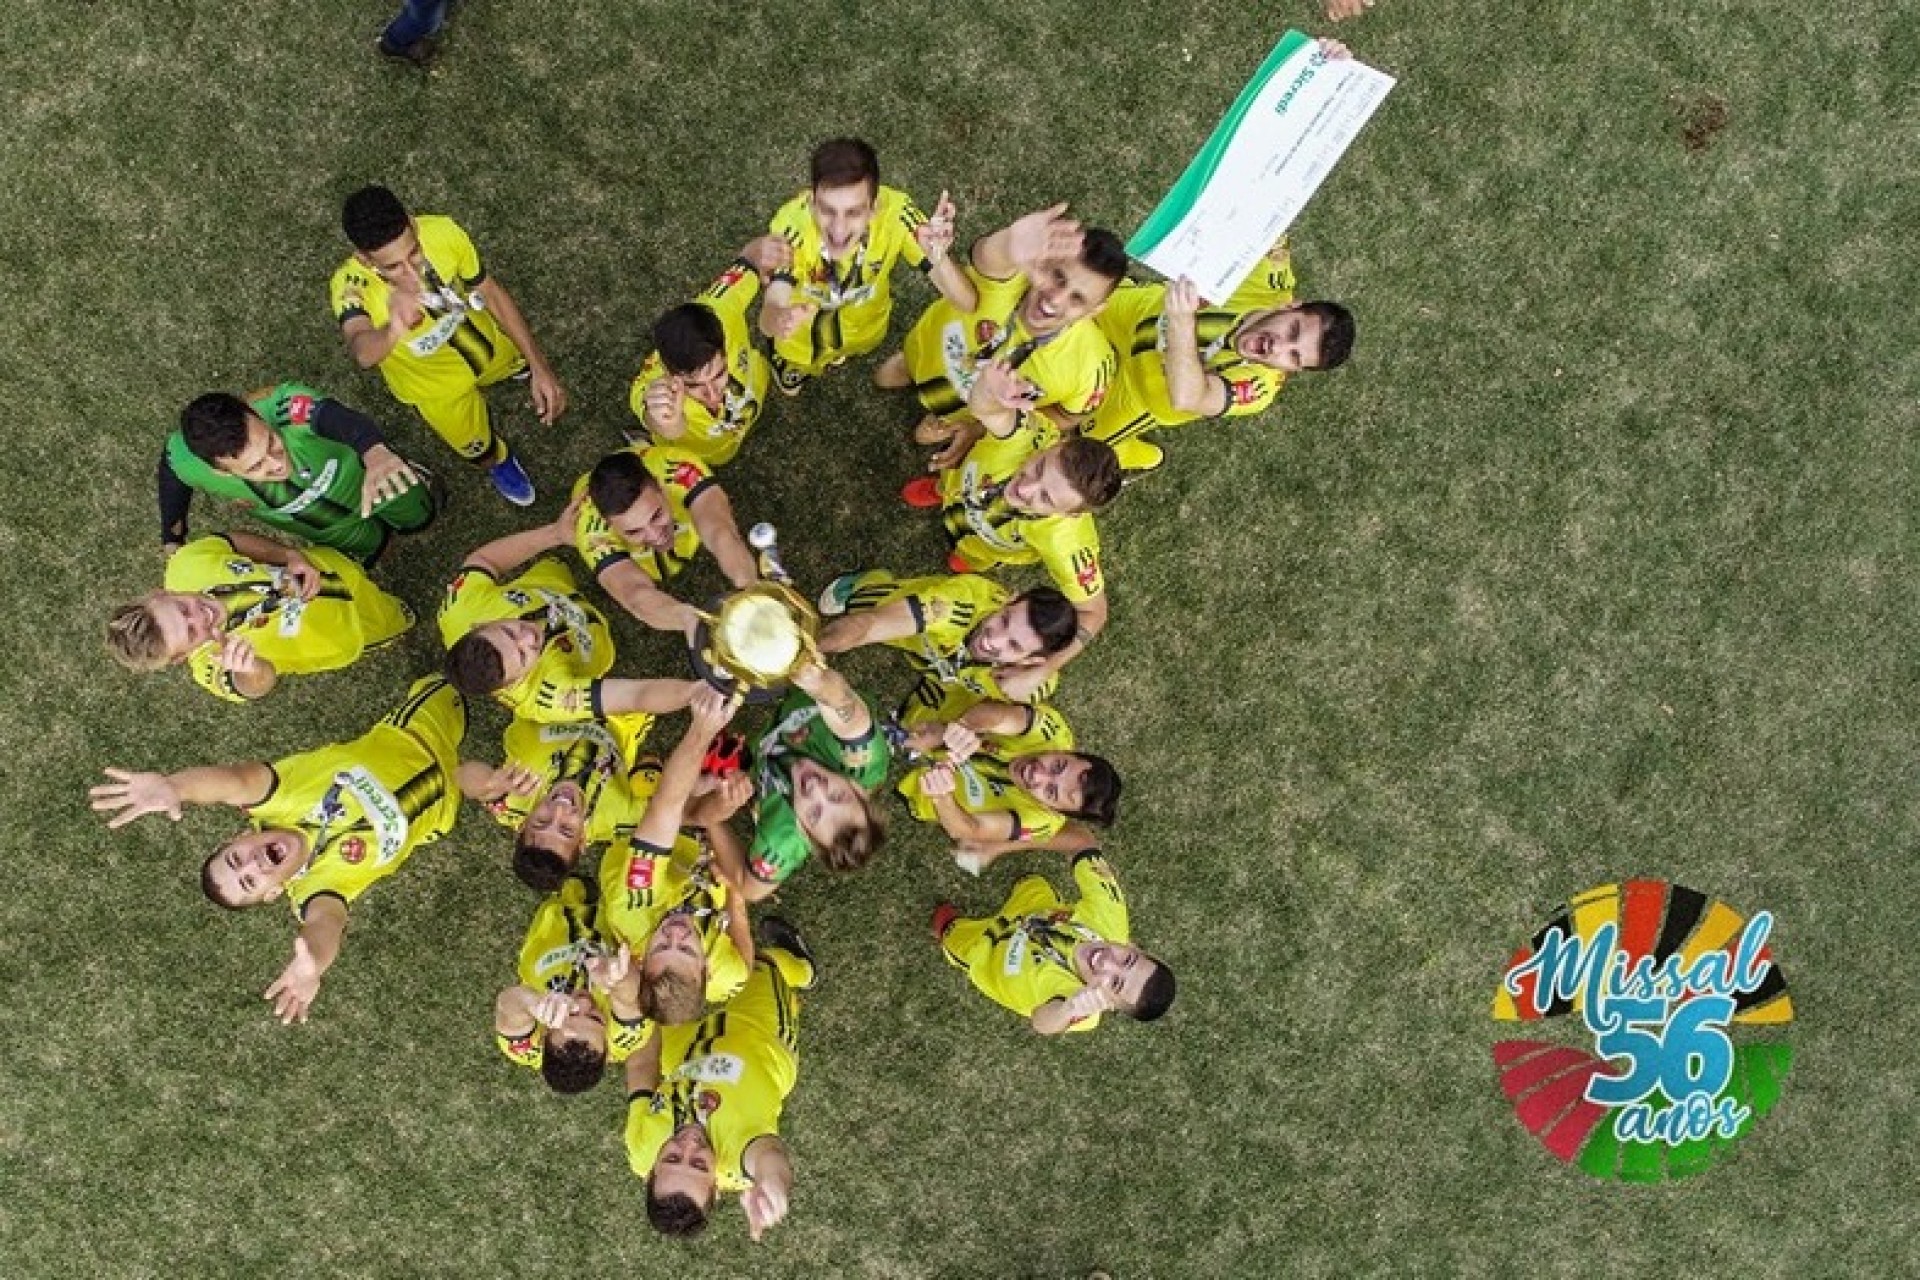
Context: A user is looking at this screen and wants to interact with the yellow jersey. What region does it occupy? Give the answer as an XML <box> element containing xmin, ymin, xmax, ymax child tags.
<box><xmin>898</xmin><ymin>663</ymin><xmax>1060</xmax><ymax>727</ymax></box>
<box><xmin>481</xmin><ymin>714</ymin><xmax>658</xmax><ymax>843</ymax></box>
<box><xmin>901</xmin><ymin>266</ymin><xmax>1115</xmax><ymax>418</ymax></box>
<box><xmin>496</xmin><ymin>877</ymin><xmax>654</xmax><ymax>1070</ymax></box>
<box><xmin>938</xmin><ymin>421</ymin><xmax>1105</xmax><ymax>603</ymax></box>
<box><xmin>947</xmin><ymin>852</ymin><xmax>1130</xmax><ymax>1031</ymax></box>
<box><xmin>899</xmin><ymin>756</ymin><xmax>1067</xmax><ymax>845</ymax></box>
<box><xmin>329</xmin><ymin>214</ymin><xmax>516</xmax><ymax>401</ymax></box>
<box><xmin>767</xmin><ymin>185</ymin><xmax>929</xmax><ymax>372</ymax></box>
<box><xmin>1089</xmin><ymin>254</ymin><xmax>1296</xmax><ymax>445</ymax></box>
<box><xmin>437</xmin><ymin>558</ymin><xmax>615</xmax><ymax>722</ymax></box>
<box><xmin>248</xmin><ymin>676</ymin><xmax>466</xmax><ymax>918</ymax></box>
<box><xmin>598</xmin><ymin>831</ymin><xmax>749</xmax><ymax>1005</ymax></box>
<box><xmin>627</xmin><ymin>260</ymin><xmax>770</xmax><ymax>466</ymax></box>
<box><xmin>624</xmin><ymin>958</ymin><xmax>801</xmax><ymax>1192</ymax></box>
<box><xmin>570</xmin><ymin>446</ymin><xmax>718</xmax><ymax>585</ymax></box>
<box><xmin>165</xmin><ymin>536</ymin><xmax>411</xmax><ymax>702</ymax></box>
<box><xmin>839</xmin><ymin>570</ymin><xmax>1011</xmax><ymax>679</ymax></box>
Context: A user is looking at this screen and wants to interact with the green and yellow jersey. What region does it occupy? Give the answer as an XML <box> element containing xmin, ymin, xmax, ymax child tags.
<box><xmin>745</xmin><ymin>687</ymin><xmax>891</xmax><ymax>887</ymax></box>
<box><xmin>1088</xmin><ymin>254</ymin><xmax>1297</xmax><ymax>446</ymax></box>
<box><xmin>901</xmin><ymin>266</ymin><xmax>1115</xmax><ymax>418</ymax></box>
<box><xmin>496</xmin><ymin>876</ymin><xmax>654</xmax><ymax>1070</ymax></box>
<box><xmin>627</xmin><ymin>260</ymin><xmax>770</xmax><ymax>467</ymax></box>
<box><xmin>570</xmin><ymin>446</ymin><xmax>717</xmax><ymax>585</ymax></box>
<box><xmin>437</xmin><ymin>558</ymin><xmax>616</xmax><ymax>722</ymax></box>
<box><xmin>329</xmin><ymin>215</ymin><xmax>522</xmax><ymax>403</ymax></box>
<box><xmin>246</xmin><ymin>676</ymin><xmax>466</xmax><ymax>919</ymax></box>
<box><xmin>767</xmin><ymin>185</ymin><xmax>928</xmax><ymax>373</ymax></box>
<box><xmin>164</xmin><ymin>536</ymin><xmax>411</xmax><ymax>703</ymax></box>
<box><xmin>939</xmin><ymin>851</ymin><xmax>1129</xmax><ymax>1032</ymax></box>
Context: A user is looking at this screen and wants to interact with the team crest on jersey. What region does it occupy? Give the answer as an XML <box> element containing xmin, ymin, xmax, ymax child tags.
<box><xmin>504</xmin><ymin>589</ymin><xmax>532</xmax><ymax>608</ymax></box>
<box><xmin>975</xmin><ymin>319</ymin><xmax>1001</xmax><ymax>347</ymax></box>
<box><xmin>699</xmin><ymin>1089</ymin><xmax>723</xmax><ymax>1118</ymax></box>
<box><xmin>1228</xmin><ymin>379</ymin><xmax>1261</xmax><ymax>407</ymax></box>
<box><xmin>750</xmin><ymin>856</ymin><xmax>780</xmax><ymax>882</ymax></box>
<box><xmin>286</xmin><ymin>394</ymin><xmax>314</xmax><ymax>424</ymax></box>
<box><xmin>339</xmin><ymin>836</ymin><xmax>367</xmax><ymax>865</ymax></box>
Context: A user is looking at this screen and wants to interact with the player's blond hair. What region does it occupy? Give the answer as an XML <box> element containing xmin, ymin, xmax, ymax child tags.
<box><xmin>642</xmin><ymin>965</ymin><xmax>705</xmax><ymax>1026</ymax></box>
<box><xmin>105</xmin><ymin>600</ymin><xmax>171</xmax><ymax>671</ymax></box>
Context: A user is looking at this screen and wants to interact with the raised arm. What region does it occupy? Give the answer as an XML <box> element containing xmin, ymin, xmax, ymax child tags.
<box><xmin>265</xmin><ymin>893</ymin><xmax>348</xmax><ymax>1025</ymax></box>
<box><xmin>915</xmin><ymin>190</ymin><xmax>978</xmax><ymax>313</ymax></box>
<box><xmin>1160</xmin><ymin>278</ymin><xmax>1229</xmax><ymax>417</ymax></box>
<box><xmin>789</xmin><ymin>661</ymin><xmax>873</xmax><ymax>742</ymax></box>
<box><xmin>740</xmin><ymin>1136</ymin><xmax>796</xmax><ymax>1241</ymax></box>
<box><xmin>631</xmin><ymin>685</ymin><xmax>737</xmax><ymax>849</ymax></box>
<box><xmin>597</xmin><ymin>559</ymin><xmax>703</xmax><ymax>636</ymax></box>
<box><xmin>685</xmin><ymin>485</ymin><xmax>758</xmax><ymax>590</ymax></box>
<box><xmin>970</xmin><ymin>203</ymin><xmax>1082</xmax><ymax>281</ymax></box>
<box><xmin>89</xmin><ymin>762</ymin><xmax>275</xmax><ymax>829</ymax></box>
<box><xmin>461</xmin><ymin>498</ymin><xmax>578</xmax><ymax>577</ymax></box>
<box><xmin>474</xmin><ymin>275</ymin><xmax>567</xmax><ymax>424</ymax></box>
<box><xmin>817</xmin><ymin>598</ymin><xmax>920</xmax><ymax>655</ymax></box>
<box><xmin>340</xmin><ymin>289</ymin><xmax>422</xmax><ymax>370</ymax></box>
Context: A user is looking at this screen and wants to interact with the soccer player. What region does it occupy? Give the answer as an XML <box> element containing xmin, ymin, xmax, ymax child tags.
<box><xmin>737</xmin><ymin>661</ymin><xmax>891</xmax><ymax>903</ymax></box>
<box><xmin>458</xmin><ymin>714</ymin><xmax>661</xmax><ymax>892</ymax></box>
<box><xmin>898</xmin><ymin>713</ymin><xmax>1121</xmax><ymax>872</ymax></box>
<box><xmin>89</xmin><ymin>675</ymin><xmax>467</xmax><ymax>1024</ymax></box>
<box><xmin>933</xmin><ymin>845</ymin><xmax>1175</xmax><ymax>1035</ymax></box>
<box><xmin>1087</xmin><ymin>248</ymin><xmax>1356</xmax><ymax>473</ymax></box>
<box><xmin>627</xmin><ymin>237</ymin><xmax>792</xmax><ymax>468</ymax></box>
<box><xmin>160</xmin><ymin>383</ymin><xmax>435</xmax><ymax>563</ymax></box>
<box><xmin>600</xmin><ymin>685</ymin><xmax>756</xmax><ymax>1023</ymax></box>
<box><xmin>493</xmin><ymin>877</ymin><xmax>654</xmax><ymax>1095</ymax></box>
<box><xmin>815</xmin><ymin>569</ymin><xmax>1078</xmax><ymax>710</ymax></box>
<box><xmin>758</xmin><ymin>137</ymin><xmax>973</xmax><ymax>395</ymax></box>
<box><xmin>438</xmin><ymin>510</ymin><xmax>701</xmax><ymax>723</ymax></box>
<box><xmin>873</xmin><ymin>202</ymin><xmax>1124</xmax><ymax>443</ymax></box>
<box><xmin>106</xmin><ymin>531</ymin><xmax>412</xmax><ymax>703</ymax></box>
<box><xmin>568</xmin><ymin>444</ymin><xmax>758</xmax><ymax>635</ymax></box>
<box><xmin>624</xmin><ymin>917</ymin><xmax>816</xmax><ymax>1240</ymax></box>
<box><xmin>331</xmin><ymin>184</ymin><xmax>566</xmax><ymax>505</ymax></box>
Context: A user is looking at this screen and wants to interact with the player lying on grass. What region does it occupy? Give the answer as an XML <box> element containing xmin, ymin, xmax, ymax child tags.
<box><xmin>332</xmin><ymin>184</ymin><xmax>565</xmax><ymax>506</ymax></box>
<box><xmin>1088</xmin><ymin>242</ymin><xmax>1355</xmax><ymax>473</ymax></box>
<box><xmin>89</xmin><ymin>676</ymin><xmax>467</xmax><ymax>1024</ymax></box>
<box><xmin>625</xmin><ymin>916</ymin><xmax>817</xmax><ymax>1241</ymax></box>
<box><xmin>736</xmin><ymin>661</ymin><xmax>892</xmax><ymax>903</ymax></box>
<box><xmin>626</xmin><ymin>236</ymin><xmax>793</xmax><ymax>468</ymax></box>
<box><xmin>160</xmin><ymin>383</ymin><xmax>435</xmax><ymax>563</ymax></box>
<box><xmin>758</xmin><ymin>136</ymin><xmax>973</xmax><ymax>396</ymax></box>
<box><xmin>903</xmin><ymin>361</ymin><xmax>1122</xmax><ymax>681</ymax></box>
<box><xmin>494</xmin><ymin>876</ymin><xmax>654</xmax><ymax>1095</ymax></box>
<box><xmin>106</xmin><ymin>531</ymin><xmax>412</xmax><ymax>703</ymax></box>
<box><xmin>459</xmin><ymin>713</ymin><xmax>662</xmax><ymax>892</ymax></box>
<box><xmin>566</xmin><ymin>444</ymin><xmax>758</xmax><ymax>635</ymax></box>
<box><xmin>601</xmin><ymin>684</ymin><xmax>757</xmax><ymax>1024</ymax></box>
<box><xmin>898</xmin><ymin>710</ymin><xmax>1121</xmax><ymax>873</ymax></box>
<box><xmin>934</xmin><ymin>844</ymin><xmax>1174</xmax><ymax>1035</ymax></box>
<box><xmin>438</xmin><ymin>506</ymin><xmax>701</xmax><ymax>723</ymax></box>
<box><xmin>816</xmin><ymin>569</ymin><xmax>1078</xmax><ymax>707</ymax></box>
<box><xmin>874</xmin><ymin>201</ymin><xmax>1122</xmax><ymax>447</ymax></box>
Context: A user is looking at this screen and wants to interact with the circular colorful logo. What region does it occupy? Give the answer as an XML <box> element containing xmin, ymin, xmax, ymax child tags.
<box><xmin>1491</xmin><ymin>880</ymin><xmax>1792</xmax><ymax>1181</ymax></box>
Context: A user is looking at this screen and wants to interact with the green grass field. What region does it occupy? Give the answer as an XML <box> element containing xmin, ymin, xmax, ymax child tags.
<box><xmin>4</xmin><ymin>2</ymin><xmax>1918</xmax><ymax>1276</ymax></box>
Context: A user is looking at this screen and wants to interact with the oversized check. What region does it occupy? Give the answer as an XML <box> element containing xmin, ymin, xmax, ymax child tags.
<box><xmin>1129</xmin><ymin>31</ymin><xmax>1395</xmax><ymax>301</ymax></box>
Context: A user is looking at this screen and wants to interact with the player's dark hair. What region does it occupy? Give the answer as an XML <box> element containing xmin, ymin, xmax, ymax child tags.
<box><xmin>1015</xmin><ymin>588</ymin><xmax>1078</xmax><ymax>656</ymax></box>
<box><xmin>445</xmin><ymin>631</ymin><xmax>509</xmax><ymax>697</ymax></box>
<box><xmin>1301</xmin><ymin>301</ymin><xmax>1357</xmax><ymax>370</ymax></box>
<box><xmin>512</xmin><ymin>837</ymin><xmax>570</xmax><ymax>894</ymax></box>
<box><xmin>1056</xmin><ymin>437</ymin><xmax>1123</xmax><ymax>510</ymax></box>
<box><xmin>645</xmin><ymin>1182</ymin><xmax>712</xmax><ymax>1238</ymax></box>
<box><xmin>820</xmin><ymin>791</ymin><xmax>887</xmax><ymax>873</ymax></box>
<box><xmin>810</xmin><ymin>137</ymin><xmax>880</xmax><ymax>197</ymax></box>
<box><xmin>1065</xmin><ymin>753</ymin><xmax>1122</xmax><ymax>827</ymax></box>
<box><xmin>653</xmin><ymin>304</ymin><xmax>727</xmax><ymax>376</ymax></box>
<box><xmin>180</xmin><ymin>393</ymin><xmax>254</xmax><ymax>464</ymax></box>
<box><xmin>1130</xmin><ymin>960</ymin><xmax>1177</xmax><ymax>1023</ymax></box>
<box><xmin>341</xmin><ymin>185</ymin><xmax>412</xmax><ymax>253</ymax></box>
<box><xmin>539</xmin><ymin>1037</ymin><xmax>606</xmax><ymax>1095</ymax></box>
<box><xmin>1077</xmin><ymin>228</ymin><xmax>1130</xmax><ymax>287</ymax></box>
<box><xmin>587</xmin><ymin>450</ymin><xmax>662</xmax><ymax>519</ymax></box>
<box><xmin>200</xmin><ymin>852</ymin><xmax>242</xmax><ymax>911</ymax></box>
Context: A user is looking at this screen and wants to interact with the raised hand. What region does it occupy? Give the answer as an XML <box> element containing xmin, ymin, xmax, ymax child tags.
<box><xmin>587</xmin><ymin>943</ymin><xmax>633</xmax><ymax>994</ymax></box>
<box><xmin>359</xmin><ymin>443</ymin><xmax>422</xmax><ymax>516</ymax></box>
<box><xmin>940</xmin><ymin>723</ymin><xmax>982</xmax><ymax>762</ymax></box>
<box><xmin>915</xmin><ymin>189</ymin><xmax>958</xmax><ymax>262</ymax></box>
<box><xmin>1006</xmin><ymin>202</ymin><xmax>1082</xmax><ymax>270</ymax></box>
<box><xmin>89</xmin><ymin>768</ymin><xmax>182</xmax><ymax>828</ymax></box>
<box><xmin>265</xmin><ymin>938</ymin><xmax>324</xmax><ymax>1025</ymax></box>
<box><xmin>280</xmin><ymin>551</ymin><xmax>321</xmax><ymax>601</ymax></box>
<box><xmin>217</xmin><ymin>634</ymin><xmax>259</xmax><ymax>677</ymax></box>
<box><xmin>387</xmin><ymin>289</ymin><xmax>424</xmax><ymax>334</ymax></box>
<box><xmin>529</xmin><ymin>365</ymin><xmax>568</xmax><ymax>425</ymax></box>
<box><xmin>920</xmin><ymin>761</ymin><xmax>959</xmax><ymax>798</ymax></box>
<box><xmin>643</xmin><ymin>376</ymin><xmax>687</xmax><ymax>435</ymax></box>
<box><xmin>742</xmin><ymin>1179</ymin><xmax>790</xmax><ymax>1242</ymax></box>
<box><xmin>1164</xmin><ymin>276</ymin><xmax>1204</xmax><ymax>324</ymax></box>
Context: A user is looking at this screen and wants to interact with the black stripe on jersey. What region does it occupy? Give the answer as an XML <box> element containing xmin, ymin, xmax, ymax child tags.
<box><xmin>392</xmin><ymin>761</ymin><xmax>451</xmax><ymax>825</ymax></box>
<box><xmin>386</xmin><ymin>678</ymin><xmax>452</xmax><ymax>729</ymax></box>
<box><xmin>446</xmin><ymin>320</ymin><xmax>494</xmax><ymax>377</ymax></box>
<box><xmin>247</xmin><ymin>764</ymin><xmax>282</xmax><ymax>810</ymax></box>
<box><xmin>296</xmin><ymin>889</ymin><xmax>349</xmax><ymax>921</ymax></box>
<box><xmin>915</xmin><ymin>375</ymin><xmax>964</xmax><ymax>416</ymax></box>
<box><xmin>628</xmin><ymin>1088</ymin><xmax>657</xmax><ymax>1107</ymax></box>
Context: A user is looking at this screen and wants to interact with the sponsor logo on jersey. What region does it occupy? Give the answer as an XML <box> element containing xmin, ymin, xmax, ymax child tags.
<box><xmin>287</xmin><ymin>394</ymin><xmax>315</xmax><ymax>424</ymax></box>
<box><xmin>677</xmin><ymin>1053</ymin><xmax>746</xmax><ymax>1086</ymax></box>
<box><xmin>626</xmin><ymin>857</ymin><xmax>656</xmax><ymax>891</ymax></box>
<box><xmin>338</xmin><ymin>836</ymin><xmax>366</xmax><ymax>864</ymax></box>
<box><xmin>274</xmin><ymin>459</ymin><xmax>341</xmax><ymax>518</ymax></box>
<box><xmin>670</xmin><ymin>461</ymin><xmax>705</xmax><ymax>491</ymax></box>
<box><xmin>1072</xmin><ymin>549</ymin><xmax>1101</xmax><ymax>595</ymax></box>
<box><xmin>334</xmin><ymin>766</ymin><xmax>410</xmax><ymax>862</ymax></box>
<box><xmin>1229</xmin><ymin>379</ymin><xmax>1262</xmax><ymax>407</ymax></box>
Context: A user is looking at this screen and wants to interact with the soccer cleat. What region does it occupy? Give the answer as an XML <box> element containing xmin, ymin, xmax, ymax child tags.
<box><xmin>700</xmin><ymin>732</ymin><xmax>747</xmax><ymax>778</ymax></box>
<box><xmin>770</xmin><ymin>356</ymin><xmax>809</xmax><ymax>398</ymax></box>
<box><xmin>759</xmin><ymin>916</ymin><xmax>818</xmax><ymax>989</ymax></box>
<box><xmin>488</xmin><ymin>454</ymin><xmax>537</xmax><ymax>507</ymax></box>
<box><xmin>900</xmin><ymin>476</ymin><xmax>941</xmax><ymax>509</ymax></box>
<box><xmin>930</xmin><ymin>902</ymin><xmax>959</xmax><ymax>941</ymax></box>
<box><xmin>952</xmin><ymin>850</ymin><xmax>987</xmax><ymax>877</ymax></box>
<box><xmin>817</xmin><ymin>573</ymin><xmax>860</xmax><ymax>617</ymax></box>
<box><xmin>946</xmin><ymin>551</ymin><xmax>973</xmax><ymax>575</ymax></box>
<box><xmin>375</xmin><ymin>35</ymin><xmax>439</xmax><ymax>68</ymax></box>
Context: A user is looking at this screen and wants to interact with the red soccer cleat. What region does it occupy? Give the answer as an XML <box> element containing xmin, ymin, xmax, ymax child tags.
<box><xmin>930</xmin><ymin>902</ymin><xmax>959</xmax><ymax>941</ymax></box>
<box><xmin>900</xmin><ymin>476</ymin><xmax>942</xmax><ymax>509</ymax></box>
<box><xmin>946</xmin><ymin>551</ymin><xmax>972</xmax><ymax>574</ymax></box>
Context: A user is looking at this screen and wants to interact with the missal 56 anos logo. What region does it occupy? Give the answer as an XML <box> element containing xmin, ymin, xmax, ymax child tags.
<box><xmin>1490</xmin><ymin>880</ymin><xmax>1792</xmax><ymax>1181</ymax></box>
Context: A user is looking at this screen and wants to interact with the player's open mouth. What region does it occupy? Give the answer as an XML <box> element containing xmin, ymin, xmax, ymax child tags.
<box><xmin>264</xmin><ymin>838</ymin><xmax>288</xmax><ymax>867</ymax></box>
<box><xmin>1029</xmin><ymin>295</ymin><xmax>1061</xmax><ymax>325</ymax></box>
<box><xmin>550</xmin><ymin>782</ymin><xmax>582</xmax><ymax>809</ymax></box>
<box><xmin>1012</xmin><ymin>757</ymin><xmax>1034</xmax><ymax>789</ymax></box>
<box><xmin>1241</xmin><ymin>332</ymin><xmax>1273</xmax><ymax>358</ymax></box>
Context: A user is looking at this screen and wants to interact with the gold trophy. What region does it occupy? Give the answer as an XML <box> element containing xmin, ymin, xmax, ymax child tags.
<box><xmin>687</xmin><ymin>523</ymin><xmax>821</xmax><ymax>703</ymax></box>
